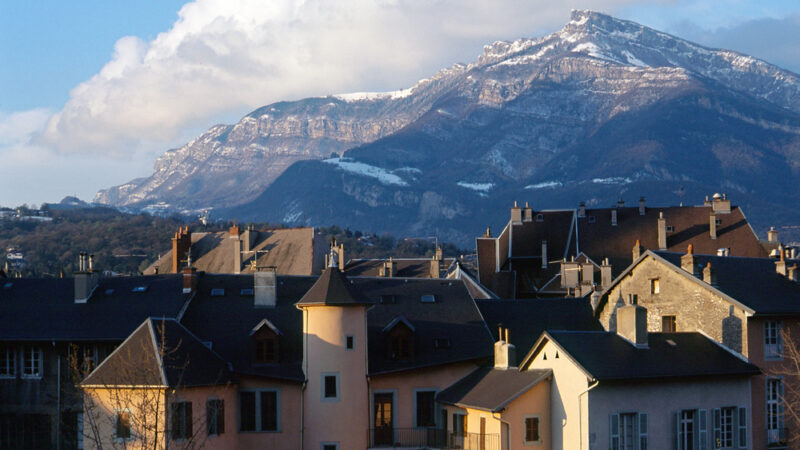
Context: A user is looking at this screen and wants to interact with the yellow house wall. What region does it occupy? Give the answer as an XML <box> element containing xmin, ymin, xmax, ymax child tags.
<box><xmin>502</xmin><ymin>377</ymin><xmax>551</xmax><ymax>450</ymax></box>
<box><xmin>302</xmin><ymin>305</ymin><xmax>369</xmax><ymax>450</ymax></box>
<box><xmin>83</xmin><ymin>387</ymin><xmax>167</xmax><ymax>450</ymax></box>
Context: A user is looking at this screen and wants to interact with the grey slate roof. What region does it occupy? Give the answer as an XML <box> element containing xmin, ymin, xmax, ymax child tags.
<box><xmin>525</xmin><ymin>331</ymin><xmax>760</xmax><ymax>381</ymax></box>
<box><xmin>437</xmin><ymin>367</ymin><xmax>551</xmax><ymax>412</ymax></box>
<box><xmin>344</xmin><ymin>258</ymin><xmax>455</xmax><ymax>278</ymax></box>
<box><xmin>0</xmin><ymin>274</ymin><xmax>190</xmax><ymax>341</ymax></box>
<box><xmin>296</xmin><ymin>266</ymin><xmax>372</xmax><ymax>306</ymax></box>
<box><xmin>476</xmin><ymin>298</ymin><xmax>603</xmax><ymax>366</ymax></box>
<box><xmin>82</xmin><ymin>318</ymin><xmax>234</xmax><ymax>388</ymax></box>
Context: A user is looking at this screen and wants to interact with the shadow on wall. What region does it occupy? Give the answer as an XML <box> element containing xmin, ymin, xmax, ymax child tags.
<box><xmin>721</xmin><ymin>305</ymin><xmax>742</xmax><ymax>354</ymax></box>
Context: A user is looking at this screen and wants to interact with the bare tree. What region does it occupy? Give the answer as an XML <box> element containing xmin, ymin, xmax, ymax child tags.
<box><xmin>767</xmin><ymin>323</ymin><xmax>800</xmax><ymax>447</ymax></box>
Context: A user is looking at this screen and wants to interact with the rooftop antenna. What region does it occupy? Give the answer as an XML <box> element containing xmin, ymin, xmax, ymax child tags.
<box><xmin>678</xmin><ymin>185</ymin><xmax>685</xmax><ymax>207</ymax></box>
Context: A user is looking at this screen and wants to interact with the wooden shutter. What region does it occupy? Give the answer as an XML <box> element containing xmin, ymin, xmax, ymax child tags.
<box><xmin>639</xmin><ymin>413</ymin><xmax>648</xmax><ymax>450</ymax></box>
<box><xmin>698</xmin><ymin>409</ymin><xmax>707</xmax><ymax>450</ymax></box>
<box><xmin>737</xmin><ymin>407</ymin><xmax>746</xmax><ymax>448</ymax></box>
<box><xmin>713</xmin><ymin>409</ymin><xmax>721</xmax><ymax>449</ymax></box>
<box><xmin>186</xmin><ymin>402</ymin><xmax>193</xmax><ymax>438</ymax></box>
<box><xmin>610</xmin><ymin>414</ymin><xmax>620</xmax><ymax>450</ymax></box>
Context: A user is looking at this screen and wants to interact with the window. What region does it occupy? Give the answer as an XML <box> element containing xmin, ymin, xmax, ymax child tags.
<box><xmin>171</xmin><ymin>401</ymin><xmax>192</xmax><ymax>440</ymax></box>
<box><xmin>388</xmin><ymin>324</ymin><xmax>414</xmax><ymax>361</ymax></box>
<box><xmin>535</xmin><ymin>214</ymin><xmax>544</xmax><ymax>222</ymax></box>
<box><xmin>662</xmin><ymin>316</ymin><xmax>677</xmax><ymax>333</ymax></box>
<box><xmin>415</xmin><ymin>391</ymin><xmax>437</xmax><ymax>428</ymax></box>
<box><xmin>207</xmin><ymin>399</ymin><xmax>224</xmax><ymax>436</ymax></box>
<box><xmin>254</xmin><ymin>336</ymin><xmax>277</xmax><ymax>363</ymax></box>
<box><xmin>115</xmin><ymin>410</ymin><xmax>132</xmax><ymax>441</ymax></box>
<box><xmin>346</xmin><ymin>335</ymin><xmax>354</xmax><ymax>351</ymax></box>
<box><xmin>764</xmin><ymin>321</ymin><xmax>782</xmax><ymax>359</ymax></box>
<box><xmin>678</xmin><ymin>410</ymin><xmax>695</xmax><ymax>450</ymax></box>
<box><xmin>666</xmin><ymin>225</ymin><xmax>675</xmax><ymax>232</ymax></box>
<box><xmin>0</xmin><ymin>344</ymin><xmax>15</xmax><ymax>378</ymax></box>
<box><xmin>524</xmin><ymin>416</ymin><xmax>541</xmax><ymax>444</ymax></box>
<box><xmin>21</xmin><ymin>346</ymin><xmax>42</xmax><ymax>378</ymax></box>
<box><xmin>421</xmin><ymin>294</ymin><xmax>436</xmax><ymax>303</ymax></box>
<box><xmin>239</xmin><ymin>390</ymin><xmax>279</xmax><ymax>432</ymax></box>
<box><xmin>715</xmin><ymin>218</ymin><xmax>722</xmax><ymax>226</ymax></box>
<box><xmin>322</xmin><ymin>373</ymin><xmax>339</xmax><ymax>401</ymax></box>
<box><xmin>210</xmin><ymin>288</ymin><xmax>225</xmax><ymax>296</ymax></box>
<box><xmin>453</xmin><ymin>413</ymin><xmax>467</xmax><ymax>435</ymax></box>
<box><xmin>321</xmin><ymin>443</ymin><xmax>339</xmax><ymax>450</ymax></box>
<box><xmin>588</xmin><ymin>216</ymin><xmax>596</xmax><ymax>223</ymax></box>
<box><xmin>650</xmin><ymin>278</ymin><xmax>660</xmax><ymax>294</ymax></box>
<box><xmin>767</xmin><ymin>378</ymin><xmax>784</xmax><ymax>444</ymax></box>
<box><xmin>713</xmin><ymin>407</ymin><xmax>744</xmax><ymax>448</ymax></box>
<box><xmin>737</xmin><ymin>408</ymin><xmax>746</xmax><ymax>449</ymax></box>
<box><xmin>380</xmin><ymin>295</ymin><xmax>396</xmax><ymax>304</ymax></box>
<box><xmin>610</xmin><ymin>413</ymin><xmax>647</xmax><ymax>450</ymax></box>
<box><xmin>82</xmin><ymin>345</ymin><xmax>98</xmax><ymax>374</ymax></box>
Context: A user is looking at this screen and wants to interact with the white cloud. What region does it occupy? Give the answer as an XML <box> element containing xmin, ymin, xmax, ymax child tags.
<box><xmin>36</xmin><ymin>0</ymin><xmax>642</xmax><ymax>156</ymax></box>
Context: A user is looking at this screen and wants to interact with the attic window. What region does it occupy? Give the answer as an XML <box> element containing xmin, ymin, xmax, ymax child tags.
<box><xmin>536</xmin><ymin>214</ymin><xmax>544</xmax><ymax>222</ymax></box>
<box><xmin>666</xmin><ymin>225</ymin><xmax>675</xmax><ymax>233</ymax></box>
<box><xmin>210</xmin><ymin>288</ymin><xmax>225</xmax><ymax>297</ymax></box>
<box><xmin>388</xmin><ymin>324</ymin><xmax>414</xmax><ymax>361</ymax></box>
<box><xmin>420</xmin><ymin>294</ymin><xmax>436</xmax><ymax>303</ymax></box>
<box><xmin>131</xmin><ymin>286</ymin><xmax>148</xmax><ymax>293</ymax></box>
<box><xmin>715</xmin><ymin>218</ymin><xmax>722</xmax><ymax>226</ymax></box>
<box><xmin>380</xmin><ymin>294</ymin><xmax>396</xmax><ymax>304</ymax></box>
<box><xmin>3</xmin><ymin>282</ymin><xmax>12</xmax><ymax>289</ymax></box>
<box><xmin>434</xmin><ymin>338</ymin><xmax>452</xmax><ymax>349</ymax></box>
<box><xmin>105</xmin><ymin>289</ymin><xmax>114</xmax><ymax>295</ymax></box>
<box><xmin>254</xmin><ymin>334</ymin><xmax>278</xmax><ymax>364</ymax></box>
<box><xmin>240</xmin><ymin>288</ymin><xmax>254</xmax><ymax>296</ymax></box>
<box><xmin>587</xmin><ymin>216</ymin><xmax>596</xmax><ymax>223</ymax></box>
<box><xmin>202</xmin><ymin>341</ymin><xmax>213</xmax><ymax>349</ymax></box>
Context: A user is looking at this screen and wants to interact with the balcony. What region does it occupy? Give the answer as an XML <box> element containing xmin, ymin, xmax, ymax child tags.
<box><xmin>368</xmin><ymin>428</ymin><xmax>500</xmax><ymax>450</ymax></box>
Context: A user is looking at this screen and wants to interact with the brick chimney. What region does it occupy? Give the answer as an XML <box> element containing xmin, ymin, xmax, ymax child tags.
<box><xmin>681</xmin><ymin>245</ymin><xmax>698</xmax><ymax>276</ymax></box>
<box><xmin>74</xmin><ymin>252</ymin><xmax>99</xmax><ymax>303</ymax></box>
<box><xmin>657</xmin><ymin>212</ymin><xmax>667</xmax><ymax>250</ymax></box>
<box><xmin>601</xmin><ymin>258</ymin><xmax>612</xmax><ymax>288</ymax></box>
<box><xmin>611</xmin><ymin>209</ymin><xmax>618</xmax><ymax>226</ymax></box>
<box><xmin>703</xmin><ymin>262</ymin><xmax>716</xmax><ymax>285</ymax></box>
<box><xmin>711</xmin><ymin>193</ymin><xmax>731</xmax><ymax>214</ymax></box>
<box><xmin>254</xmin><ymin>266</ymin><xmax>277</xmax><ymax>308</ymax></box>
<box><xmin>494</xmin><ymin>327</ymin><xmax>517</xmax><ymax>369</ymax></box>
<box><xmin>617</xmin><ymin>300</ymin><xmax>648</xmax><ymax>348</ymax></box>
<box><xmin>632</xmin><ymin>240</ymin><xmax>644</xmax><ymax>262</ymax></box>
<box><xmin>171</xmin><ymin>227</ymin><xmax>191</xmax><ymax>273</ymax></box>
<box><xmin>541</xmin><ymin>240</ymin><xmax>548</xmax><ymax>269</ymax></box>
<box><xmin>578</xmin><ymin>201</ymin><xmax>586</xmax><ymax>218</ymax></box>
<box><xmin>182</xmin><ymin>266</ymin><xmax>197</xmax><ymax>294</ymax></box>
<box><xmin>767</xmin><ymin>226</ymin><xmax>779</xmax><ymax>243</ymax></box>
<box><xmin>709</xmin><ymin>213</ymin><xmax>717</xmax><ymax>240</ymax></box>
<box><xmin>523</xmin><ymin>202</ymin><xmax>533</xmax><ymax>222</ymax></box>
<box><xmin>639</xmin><ymin>197</ymin><xmax>646</xmax><ymax>215</ymax></box>
<box><xmin>510</xmin><ymin>201</ymin><xmax>522</xmax><ymax>225</ymax></box>
<box><xmin>229</xmin><ymin>224</ymin><xmax>240</xmax><ymax>238</ymax></box>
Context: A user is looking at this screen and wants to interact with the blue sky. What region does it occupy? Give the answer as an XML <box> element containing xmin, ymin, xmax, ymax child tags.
<box><xmin>1</xmin><ymin>0</ymin><xmax>799</xmax><ymax>206</ymax></box>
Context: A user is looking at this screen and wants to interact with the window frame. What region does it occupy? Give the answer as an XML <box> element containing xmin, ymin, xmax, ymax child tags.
<box><xmin>345</xmin><ymin>335</ymin><xmax>354</xmax><ymax>351</ymax></box>
<box><xmin>170</xmin><ymin>400</ymin><xmax>193</xmax><ymax>441</ymax></box>
<box><xmin>766</xmin><ymin>378</ymin><xmax>784</xmax><ymax>444</ymax></box>
<box><xmin>523</xmin><ymin>415</ymin><xmax>542</xmax><ymax>445</ymax></box>
<box><xmin>764</xmin><ymin>320</ymin><xmax>783</xmax><ymax>360</ymax></box>
<box><xmin>650</xmin><ymin>278</ymin><xmax>660</xmax><ymax>295</ymax></box>
<box><xmin>239</xmin><ymin>389</ymin><xmax>281</xmax><ymax>433</ymax></box>
<box><xmin>113</xmin><ymin>408</ymin><xmax>133</xmax><ymax>442</ymax></box>
<box><xmin>21</xmin><ymin>345</ymin><xmax>42</xmax><ymax>379</ymax></box>
<box><xmin>662</xmin><ymin>315</ymin><xmax>677</xmax><ymax>333</ymax></box>
<box><xmin>413</xmin><ymin>389</ymin><xmax>438</xmax><ymax>429</ymax></box>
<box><xmin>0</xmin><ymin>344</ymin><xmax>15</xmax><ymax>378</ymax></box>
<box><xmin>206</xmin><ymin>398</ymin><xmax>225</xmax><ymax>436</ymax></box>
<box><xmin>321</xmin><ymin>443</ymin><xmax>339</xmax><ymax>450</ymax></box>
<box><xmin>322</xmin><ymin>372</ymin><xmax>340</xmax><ymax>402</ymax></box>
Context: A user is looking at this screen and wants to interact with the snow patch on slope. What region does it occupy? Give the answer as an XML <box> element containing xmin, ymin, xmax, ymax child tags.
<box><xmin>323</xmin><ymin>158</ymin><xmax>408</xmax><ymax>186</ymax></box>
<box><xmin>333</xmin><ymin>88</ymin><xmax>414</xmax><ymax>102</ymax></box>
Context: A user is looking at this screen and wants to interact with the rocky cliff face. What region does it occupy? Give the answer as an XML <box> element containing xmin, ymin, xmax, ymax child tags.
<box><xmin>98</xmin><ymin>10</ymin><xmax>800</xmax><ymax>244</ymax></box>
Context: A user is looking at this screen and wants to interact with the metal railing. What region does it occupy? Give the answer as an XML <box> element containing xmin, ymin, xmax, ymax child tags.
<box><xmin>368</xmin><ymin>428</ymin><xmax>500</xmax><ymax>450</ymax></box>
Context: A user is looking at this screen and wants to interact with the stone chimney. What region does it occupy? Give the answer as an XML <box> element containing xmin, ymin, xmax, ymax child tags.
<box><xmin>632</xmin><ymin>240</ymin><xmax>644</xmax><ymax>262</ymax></box>
<box><xmin>611</xmin><ymin>209</ymin><xmax>618</xmax><ymax>226</ymax></box>
<box><xmin>601</xmin><ymin>258</ymin><xmax>612</xmax><ymax>288</ymax></box>
<box><xmin>703</xmin><ymin>262</ymin><xmax>716</xmax><ymax>285</ymax></box>
<box><xmin>578</xmin><ymin>201</ymin><xmax>586</xmax><ymax>218</ymax></box>
<box><xmin>581</xmin><ymin>263</ymin><xmax>594</xmax><ymax>288</ymax></box>
<box><xmin>254</xmin><ymin>266</ymin><xmax>277</xmax><ymax>308</ymax></box>
<box><xmin>711</xmin><ymin>193</ymin><xmax>731</xmax><ymax>214</ymax></box>
<box><xmin>704</xmin><ymin>195</ymin><xmax>711</xmax><ymax>206</ymax></box>
<box><xmin>709</xmin><ymin>213</ymin><xmax>717</xmax><ymax>240</ymax></box>
<box><xmin>639</xmin><ymin>197</ymin><xmax>646</xmax><ymax>216</ymax></box>
<box><xmin>787</xmin><ymin>265</ymin><xmax>798</xmax><ymax>283</ymax></box>
<box><xmin>523</xmin><ymin>202</ymin><xmax>533</xmax><ymax>222</ymax></box>
<box><xmin>681</xmin><ymin>245</ymin><xmax>698</xmax><ymax>276</ymax></box>
<box><xmin>657</xmin><ymin>212</ymin><xmax>667</xmax><ymax>250</ymax></box>
<box><xmin>171</xmin><ymin>227</ymin><xmax>191</xmax><ymax>273</ymax></box>
<box><xmin>379</xmin><ymin>258</ymin><xmax>396</xmax><ymax>278</ymax></box>
<box><xmin>510</xmin><ymin>201</ymin><xmax>522</xmax><ymax>225</ymax></box>
<box><xmin>429</xmin><ymin>247</ymin><xmax>443</xmax><ymax>278</ymax></box>
<box><xmin>74</xmin><ymin>252</ymin><xmax>99</xmax><ymax>303</ymax></box>
<box><xmin>617</xmin><ymin>301</ymin><xmax>648</xmax><ymax>348</ymax></box>
<box><xmin>768</xmin><ymin>227</ymin><xmax>779</xmax><ymax>243</ymax></box>
<box><xmin>233</xmin><ymin>235</ymin><xmax>242</xmax><ymax>274</ymax></box>
<box><xmin>494</xmin><ymin>327</ymin><xmax>517</xmax><ymax>369</ymax></box>
<box><xmin>182</xmin><ymin>266</ymin><xmax>197</xmax><ymax>294</ymax></box>
<box><xmin>776</xmin><ymin>248</ymin><xmax>787</xmax><ymax>276</ymax></box>
<box><xmin>484</xmin><ymin>227</ymin><xmax>491</xmax><ymax>238</ymax></box>
<box><xmin>242</xmin><ymin>225</ymin><xmax>258</xmax><ymax>253</ymax></box>
<box><xmin>561</xmin><ymin>257</ymin><xmax>580</xmax><ymax>289</ymax></box>
<box><xmin>541</xmin><ymin>241</ymin><xmax>548</xmax><ymax>269</ymax></box>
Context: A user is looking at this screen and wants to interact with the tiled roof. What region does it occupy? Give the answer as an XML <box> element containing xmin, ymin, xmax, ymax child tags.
<box><xmin>343</xmin><ymin>258</ymin><xmax>455</xmax><ymax>278</ymax></box>
<box><xmin>524</xmin><ymin>331</ymin><xmax>760</xmax><ymax>381</ymax></box>
<box><xmin>296</xmin><ymin>266</ymin><xmax>372</xmax><ymax>306</ymax></box>
<box><xmin>437</xmin><ymin>367</ymin><xmax>551</xmax><ymax>412</ymax></box>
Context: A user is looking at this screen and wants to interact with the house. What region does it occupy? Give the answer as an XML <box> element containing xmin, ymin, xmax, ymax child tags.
<box><xmin>595</xmin><ymin>248</ymin><xmax>800</xmax><ymax>447</ymax></box>
<box><xmin>476</xmin><ymin>194</ymin><xmax>769</xmax><ymax>298</ymax></box>
<box><xmin>144</xmin><ymin>225</ymin><xmax>328</xmax><ymax>276</ymax></box>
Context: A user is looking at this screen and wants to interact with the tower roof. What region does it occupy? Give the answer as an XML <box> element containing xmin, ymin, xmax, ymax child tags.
<box><xmin>296</xmin><ymin>266</ymin><xmax>371</xmax><ymax>307</ymax></box>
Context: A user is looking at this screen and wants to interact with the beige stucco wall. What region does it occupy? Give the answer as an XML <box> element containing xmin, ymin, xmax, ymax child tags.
<box><xmin>526</xmin><ymin>340</ymin><xmax>591</xmax><ymax>450</ymax></box>
<box><xmin>83</xmin><ymin>386</ymin><xmax>168</xmax><ymax>450</ymax></box>
<box><xmin>502</xmin><ymin>377</ymin><xmax>551</xmax><ymax>450</ymax></box>
<box><xmin>235</xmin><ymin>377</ymin><xmax>303</xmax><ymax>450</ymax></box>
<box><xmin>600</xmin><ymin>256</ymin><xmax>750</xmax><ymax>356</ymax></box>
<box><xmin>302</xmin><ymin>305</ymin><xmax>369</xmax><ymax>450</ymax></box>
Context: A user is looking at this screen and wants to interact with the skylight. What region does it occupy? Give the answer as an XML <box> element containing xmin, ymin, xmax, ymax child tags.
<box><xmin>240</xmin><ymin>288</ymin><xmax>254</xmax><ymax>296</ymax></box>
<box><xmin>105</xmin><ymin>289</ymin><xmax>114</xmax><ymax>295</ymax></box>
<box><xmin>131</xmin><ymin>286</ymin><xmax>148</xmax><ymax>293</ymax></box>
<box><xmin>210</xmin><ymin>288</ymin><xmax>225</xmax><ymax>297</ymax></box>
<box><xmin>421</xmin><ymin>294</ymin><xmax>436</xmax><ymax>303</ymax></box>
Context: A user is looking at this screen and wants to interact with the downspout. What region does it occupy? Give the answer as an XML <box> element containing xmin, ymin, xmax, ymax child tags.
<box><xmin>301</xmin><ymin>307</ymin><xmax>309</xmax><ymax>450</ymax></box>
<box><xmin>578</xmin><ymin>379</ymin><xmax>599</xmax><ymax>450</ymax></box>
<box><xmin>56</xmin><ymin>347</ymin><xmax>61</xmax><ymax>450</ymax></box>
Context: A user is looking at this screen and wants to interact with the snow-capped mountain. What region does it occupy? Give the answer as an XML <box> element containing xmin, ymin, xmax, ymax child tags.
<box><xmin>98</xmin><ymin>10</ymin><xmax>800</xmax><ymax>244</ymax></box>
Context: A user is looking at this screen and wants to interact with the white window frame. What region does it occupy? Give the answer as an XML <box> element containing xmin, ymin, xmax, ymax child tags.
<box><xmin>764</xmin><ymin>320</ymin><xmax>783</xmax><ymax>360</ymax></box>
<box><xmin>113</xmin><ymin>408</ymin><xmax>133</xmax><ymax>442</ymax></box>
<box><xmin>322</xmin><ymin>372</ymin><xmax>340</xmax><ymax>402</ymax></box>
<box><xmin>21</xmin><ymin>345</ymin><xmax>42</xmax><ymax>379</ymax></box>
<box><xmin>610</xmin><ymin>412</ymin><xmax>646</xmax><ymax>450</ymax></box>
<box><xmin>239</xmin><ymin>389</ymin><xmax>281</xmax><ymax>433</ymax></box>
<box><xmin>737</xmin><ymin>407</ymin><xmax>746</xmax><ymax>449</ymax></box>
<box><xmin>206</xmin><ymin>397</ymin><xmax>224</xmax><ymax>436</ymax></box>
<box><xmin>0</xmin><ymin>344</ymin><xmax>15</xmax><ymax>378</ymax></box>
<box><xmin>413</xmin><ymin>389</ymin><xmax>439</xmax><ymax>429</ymax></box>
<box><xmin>767</xmin><ymin>378</ymin><xmax>784</xmax><ymax>444</ymax></box>
<box><xmin>523</xmin><ymin>414</ymin><xmax>542</xmax><ymax>445</ymax></box>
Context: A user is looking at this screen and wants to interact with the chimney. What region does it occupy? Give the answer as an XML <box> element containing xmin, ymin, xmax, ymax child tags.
<box><xmin>657</xmin><ymin>212</ymin><xmax>667</xmax><ymax>250</ymax></box>
<box><xmin>776</xmin><ymin>248</ymin><xmax>787</xmax><ymax>276</ymax></box>
<box><xmin>681</xmin><ymin>245</ymin><xmax>698</xmax><ymax>276</ymax></box>
<box><xmin>484</xmin><ymin>227</ymin><xmax>491</xmax><ymax>238</ymax></box>
<box><xmin>242</xmin><ymin>226</ymin><xmax>258</xmax><ymax>253</ymax></box>
<box><xmin>429</xmin><ymin>247</ymin><xmax>442</xmax><ymax>278</ymax></box>
<box><xmin>233</xmin><ymin>236</ymin><xmax>242</xmax><ymax>274</ymax></box>
<box><xmin>541</xmin><ymin>241</ymin><xmax>548</xmax><ymax>269</ymax></box>
<box><xmin>182</xmin><ymin>266</ymin><xmax>197</xmax><ymax>294</ymax></box>
<box><xmin>617</xmin><ymin>301</ymin><xmax>648</xmax><ymax>348</ymax></box>
<box><xmin>601</xmin><ymin>258</ymin><xmax>612</xmax><ymax>288</ymax></box>
<box><xmin>74</xmin><ymin>252</ymin><xmax>99</xmax><ymax>303</ymax></box>
<box><xmin>581</xmin><ymin>263</ymin><xmax>594</xmax><ymax>287</ymax></box>
<box><xmin>617</xmin><ymin>198</ymin><xmax>625</xmax><ymax>208</ymax></box>
<box><xmin>494</xmin><ymin>327</ymin><xmax>517</xmax><ymax>369</ymax></box>
<box><xmin>380</xmin><ymin>258</ymin><xmax>396</xmax><ymax>278</ymax></box>
<box><xmin>561</xmin><ymin>257</ymin><xmax>580</xmax><ymax>289</ymax></box>
<box><xmin>229</xmin><ymin>224</ymin><xmax>240</xmax><ymax>238</ymax></box>
<box><xmin>791</xmin><ymin>248</ymin><xmax>797</xmax><ymax>260</ymax></box>
<box><xmin>711</xmin><ymin>193</ymin><xmax>731</xmax><ymax>214</ymax></box>
<box><xmin>171</xmin><ymin>227</ymin><xmax>191</xmax><ymax>273</ymax></box>
<box><xmin>787</xmin><ymin>265</ymin><xmax>798</xmax><ymax>282</ymax></box>
<box><xmin>611</xmin><ymin>209</ymin><xmax>618</xmax><ymax>226</ymax></box>
<box><xmin>254</xmin><ymin>267</ymin><xmax>277</xmax><ymax>308</ymax></box>
<box><xmin>768</xmin><ymin>226</ymin><xmax>779</xmax><ymax>243</ymax></box>
<box><xmin>703</xmin><ymin>262</ymin><xmax>716</xmax><ymax>285</ymax></box>
<box><xmin>510</xmin><ymin>201</ymin><xmax>522</xmax><ymax>225</ymax></box>
<box><xmin>639</xmin><ymin>197</ymin><xmax>646</xmax><ymax>216</ymax></box>
<box><xmin>523</xmin><ymin>202</ymin><xmax>533</xmax><ymax>222</ymax></box>
<box><xmin>578</xmin><ymin>201</ymin><xmax>586</xmax><ymax>218</ymax></box>
<box><xmin>632</xmin><ymin>240</ymin><xmax>644</xmax><ymax>262</ymax></box>
<box><xmin>704</xmin><ymin>195</ymin><xmax>711</xmax><ymax>206</ymax></box>
<box><xmin>591</xmin><ymin>289</ymin><xmax>603</xmax><ymax>311</ymax></box>
<box><xmin>709</xmin><ymin>213</ymin><xmax>717</xmax><ymax>240</ymax></box>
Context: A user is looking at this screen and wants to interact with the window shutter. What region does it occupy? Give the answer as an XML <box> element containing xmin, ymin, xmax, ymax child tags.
<box><xmin>737</xmin><ymin>407</ymin><xmax>746</xmax><ymax>448</ymax></box>
<box><xmin>610</xmin><ymin>414</ymin><xmax>619</xmax><ymax>450</ymax></box>
<box><xmin>186</xmin><ymin>402</ymin><xmax>193</xmax><ymax>438</ymax></box>
<box><xmin>639</xmin><ymin>413</ymin><xmax>648</xmax><ymax>450</ymax></box>
<box><xmin>218</xmin><ymin>400</ymin><xmax>225</xmax><ymax>434</ymax></box>
<box><xmin>677</xmin><ymin>411</ymin><xmax>683</xmax><ymax>450</ymax></box>
<box><xmin>713</xmin><ymin>409</ymin><xmax>721</xmax><ymax>449</ymax></box>
<box><xmin>699</xmin><ymin>409</ymin><xmax>708</xmax><ymax>450</ymax></box>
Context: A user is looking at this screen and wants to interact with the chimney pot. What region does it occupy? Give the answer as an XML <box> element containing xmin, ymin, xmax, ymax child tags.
<box><xmin>767</xmin><ymin>226</ymin><xmax>779</xmax><ymax>243</ymax></box>
<box><xmin>776</xmin><ymin>247</ymin><xmax>788</xmax><ymax>276</ymax></box>
<box><xmin>681</xmin><ymin>245</ymin><xmax>698</xmax><ymax>276</ymax></box>
<box><xmin>703</xmin><ymin>262</ymin><xmax>716</xmax><ymax>285</ymax></box>
<box><xmin>504</xmin><ymin>328</ymin><xmax>510</xmax><ymax>344</ymax></box>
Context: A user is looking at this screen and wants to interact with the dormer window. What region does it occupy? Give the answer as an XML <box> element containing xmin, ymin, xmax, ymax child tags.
<box><xmin>384</xmin><ymin>317</ymin><xmax>415</xmax><ymax>361</ymax></box>
<box><xmin>250</xmin><ymin>319</ymin><xmax>282</xmax><ymax>364</ymax></box>
<box><xmin>380</xmin><ymin>295</ymin><xmax>396</xmax><ymax>304</ymax></box>
<box><xmin>131</xmin><ymin>286</ymin><xmax>148</xmax><ymax>293</ymax></box>
<box><xmin>210</xmin><ymin>288</ymin><xmax>225</xmax><ymax>297</ymax></box>
<box><xmin>588</xmin><ymin>216</ymin><xmax>596</xmax><ymax>223</ymax></box>
<box><xmin>536</xmin><ymin>214</ymin><xmax>544</xmax><ymax>222</ymax></box>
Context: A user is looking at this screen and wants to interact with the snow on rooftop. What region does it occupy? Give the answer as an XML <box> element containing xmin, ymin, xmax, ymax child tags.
<box><xmin>323</xmin><ymin>158</ymin><xmax>408</xmax><ymax>186</ymax></box>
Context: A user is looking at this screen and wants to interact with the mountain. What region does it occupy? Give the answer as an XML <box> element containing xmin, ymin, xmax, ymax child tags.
<box><xmin>98</xmin><ymin>10</ymin><xmax>800</xmax><ymax>245</ymax></box>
